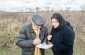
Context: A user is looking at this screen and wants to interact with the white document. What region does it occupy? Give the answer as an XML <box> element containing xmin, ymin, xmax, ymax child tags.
<box><xmin>36</xmin><ymin>42</ymin><xmax>53</xmax><ymax>49</ymax></box>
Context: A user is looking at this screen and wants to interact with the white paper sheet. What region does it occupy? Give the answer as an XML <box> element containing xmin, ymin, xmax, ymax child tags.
<box><xmin>36</xmin><ymin>42</ymin><xmax>53</xmax><ymax>49</ymax></box>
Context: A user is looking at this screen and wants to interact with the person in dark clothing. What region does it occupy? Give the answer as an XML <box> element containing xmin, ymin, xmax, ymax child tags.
<box><xmin>47</xmin><ymin>13</ymin><xmax>75</xmax><ymax>55</ymax></box>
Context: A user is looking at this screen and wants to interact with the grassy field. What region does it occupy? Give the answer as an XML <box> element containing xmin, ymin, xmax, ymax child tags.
<box><xmin>0</xmin><ymin>11</ymin><xmax>85</xmax><ymax>55</ymax></box>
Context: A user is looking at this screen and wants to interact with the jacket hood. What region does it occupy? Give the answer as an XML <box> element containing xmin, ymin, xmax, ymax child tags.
<box><xmin>51</xmin><ymin>13</ymin><xmax>66</xmax><ymax>30</ymax></box>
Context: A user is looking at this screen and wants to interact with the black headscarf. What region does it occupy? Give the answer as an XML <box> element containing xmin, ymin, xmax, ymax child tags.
<box><xmin>51</xmin><ymin>13</ymin><xmax>66</xmax><ymax>30</ymax></box>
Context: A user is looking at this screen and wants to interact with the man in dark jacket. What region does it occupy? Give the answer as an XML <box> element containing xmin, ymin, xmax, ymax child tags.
<box><xmin>16</xmin><ymin>14</ymin><xmax>48</xmax><ymax>55</ymax></box>
<box><xmin>47</xmin><ymin>13</ymin><xmax>75</xmax><ymax>55</ymax></box>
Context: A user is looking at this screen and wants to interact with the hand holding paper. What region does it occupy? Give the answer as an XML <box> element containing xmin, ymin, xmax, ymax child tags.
<box><xmin>36</xmin><ymin>42</ymin><xmax>53</xmax><ymax>49</ymax></box>
<box><xmin>33</xmin><ymin>38</ymin><xmax>41</xmax><ymax>45</ymax></box>
<box><xmin>47</xmin><ymin>35</ymin><xmax>52</xmax><ymax>41</ymax></box>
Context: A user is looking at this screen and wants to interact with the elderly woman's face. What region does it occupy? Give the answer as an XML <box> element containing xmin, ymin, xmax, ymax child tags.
<box><xmin>51</xmin><ymin>18</ymin><xmax>59</xmax><ymax>28</ymax></box>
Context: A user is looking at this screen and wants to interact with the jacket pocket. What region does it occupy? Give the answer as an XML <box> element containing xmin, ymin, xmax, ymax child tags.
<box><xmin>22</xmin><ymin>48</ymin><xmax>34</xmax><ymax>55</ymax></box>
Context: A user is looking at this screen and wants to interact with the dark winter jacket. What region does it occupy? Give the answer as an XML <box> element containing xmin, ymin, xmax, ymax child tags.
<box><xmin>50</xmin><ymin>13</ymin><xmax>75</xmax><ymax>55</ymax></box>
<box><xmin>16</xmin><ymin>23</ymin><xmax>48</xmax><ymax>55</ymax></box>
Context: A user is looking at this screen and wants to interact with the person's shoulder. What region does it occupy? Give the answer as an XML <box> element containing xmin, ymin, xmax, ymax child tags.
<box><xmin>63</xmin><ymin>25</ymin><xmax>73</xmax><ymax>33</ymax></box>
<box><xmin>22</xmin><ymin>23</ymin><xmax>31</xmax><ymax>30</ymax></box>
<box><xmin>24</xmin><ymin>23</ymin><xmax>30</xmax><ymax>27</ymax></box>
<box><xmin>41</xmin><ymin>25</ymin><xmax>48</xmax><ymax>31</ymax></box>
<box><xmin>63</xmin><ymin>25</ymin><xmax>75</xmax><ymax>39</ymax></box>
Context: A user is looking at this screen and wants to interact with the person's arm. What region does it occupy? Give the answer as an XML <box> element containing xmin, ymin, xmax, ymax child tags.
<box><xmin>48</xmin><ymin>27</ymin><xmax>53</xmax><ymax>42</ymax></box>
<box><xmin>42</xmin><ymin>27</ymin><xmax>48</xmax><ymax>44</ymax></box>
<box><xmin>63</xmin><ymin>28</ymin><xmax>75</xmax><ymax>55</ymax></box>
<box><xmin>16</xmin><ymin>24</ymin><xmax>34</xmax><ymax>48</ymax></box>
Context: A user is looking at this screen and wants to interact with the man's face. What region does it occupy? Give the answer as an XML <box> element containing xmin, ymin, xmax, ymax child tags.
<box><xmin>51</xmin><ymin>18</ymin><xmax>59</xmax><ymax>28</ymax></box>
<box><xmin>33</xmin><ymin>23</ymin><xmax>41</xmax><ymax>29</ymax></box>
<box><xmin>35</xmin><ymin>24</ymin><xmax>41</xmax><ymax>29</ymax></box>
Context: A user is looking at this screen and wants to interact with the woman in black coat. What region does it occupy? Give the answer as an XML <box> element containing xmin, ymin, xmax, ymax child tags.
<box><xmin>47</xmin><ymin>13</ymin><xmax>75</xmax><ymax>55</ymax></box>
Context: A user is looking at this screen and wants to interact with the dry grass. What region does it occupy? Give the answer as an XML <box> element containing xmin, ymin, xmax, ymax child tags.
<box><xmin>0</xmin><ymin>11</ymin><xmax>85</xmax><ymax>55</ymax></box>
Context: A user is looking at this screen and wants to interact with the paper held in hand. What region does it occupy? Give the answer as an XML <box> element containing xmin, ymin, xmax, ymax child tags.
<box><xmin>36</xmin><ymin>42</ymin><xmax>53</xmax><ymax>49</ymax></box>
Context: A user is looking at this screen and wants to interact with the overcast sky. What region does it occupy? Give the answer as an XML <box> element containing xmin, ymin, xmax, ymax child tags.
<box><xmin>0</xmin><ymin>0</ymin><xmax>85</xmax><ymax>12</ymax></box>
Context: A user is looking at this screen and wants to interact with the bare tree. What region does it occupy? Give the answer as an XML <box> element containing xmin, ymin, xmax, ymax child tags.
<box><xmin>45</xmin><ymin>6</ymin><xmax>50</xmax><ymax>12</ymax></box>
<box><xmin>35</xmin><ymin>7</ymin><xmax>40</xmax><ymax>12</ymax></box>
<box><xmin>20</xmin><ymin>9</ymin><xmax>23</xmax><ymax>12</ymax></box>
<box><xmin>26</xmin><ymin>8</ymin><xmax>33</xmax><ymax>12</ymax></box>
<box><xmin>51</xmin><ymin>8</ymin><xmax>54</xmax><ymax>12</ymax></box>
<box><xmin>66</xmin><ymin>6</ymin><xmax>70</xmax><ymax>12</ymax></box>
<box><xmin>81</xmin><ymin>5</ymin><xmax>85</xmax><ymax>11</ymax></box>
<box><xmin>81</xmin><ymin>4</ymin><xmax>85</xmax><ymax>16</ymax></box>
